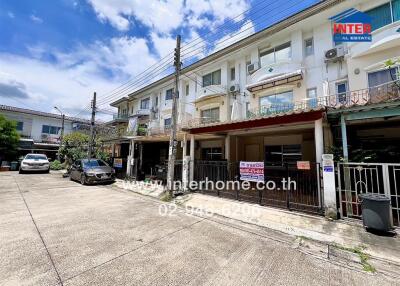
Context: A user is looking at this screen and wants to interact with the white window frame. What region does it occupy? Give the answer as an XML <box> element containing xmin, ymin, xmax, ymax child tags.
<box><xmin>304</xmin><ymin>37</ymin><xmax>314</xmax><ymax>56</ymax></box>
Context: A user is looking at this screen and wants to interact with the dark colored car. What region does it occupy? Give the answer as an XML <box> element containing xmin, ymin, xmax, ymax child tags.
<box><xmin>70</xmin><ymin>159</ymin><xmax>115</xmax><ymax>185</ymax></box>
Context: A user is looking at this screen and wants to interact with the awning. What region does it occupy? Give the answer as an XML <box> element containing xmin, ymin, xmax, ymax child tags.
<box><xmin>246</xmin><ymin>69</ymin><xmax>303</xmax><ymax>92</ymax></box>
<box><xmin>353</xmin><ymin>34</ymin><xmax>400</xmax><ymax>58</ymax></box>
<box><xmin>185</xmin><ymin>109</ymin><xmax>324</xmax><ymax>134</ymax></box>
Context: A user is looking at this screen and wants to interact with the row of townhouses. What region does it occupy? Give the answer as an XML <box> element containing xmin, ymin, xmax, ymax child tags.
<box><xmin>0</xmin><ymin>105</ymin><xmax>90</xmax><ymax>160</ymax></box>
<box><xmin>106</xmin><ymin>0</ymin><xmax>400</xmax><ymax>225</ymax></box>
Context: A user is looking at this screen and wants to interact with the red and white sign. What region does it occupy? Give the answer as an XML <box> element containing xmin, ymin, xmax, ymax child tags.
<box><xmin>297</xmin><ymin>161</ymin><xmax>311</xmax><ymax>170</ymax></box>
<box><xmin>240</xmin><ymin>161</ymin><xmax>264</xmax><ymax>182</ymax></box>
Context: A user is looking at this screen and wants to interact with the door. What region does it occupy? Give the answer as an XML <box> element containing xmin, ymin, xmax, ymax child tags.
<box><xmin>245</xmin><ymin>144</ymin><xmax>259</xmax><ymax>161</ymax></box>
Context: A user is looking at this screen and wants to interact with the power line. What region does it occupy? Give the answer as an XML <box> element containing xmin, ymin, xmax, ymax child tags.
<box><xmin>74</xmin><ymin>0</ymin><xmax>310</xmax><ymax>116</ymax></box>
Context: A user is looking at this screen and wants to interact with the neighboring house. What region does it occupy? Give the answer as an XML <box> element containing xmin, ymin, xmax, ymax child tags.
<box><xmin>108</xmin><ymin>0</ymin><xmax>400</xmax><ymax>224</ymax></box>
<box><xmin>0</xmin><ymin>105</ymin><xmax>90</xmax><ymax>160</ymax></box>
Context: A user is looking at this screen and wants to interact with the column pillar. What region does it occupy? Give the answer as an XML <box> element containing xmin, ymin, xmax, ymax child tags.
<box><xmin>225</xmin><ymin>135</ymin><xmax>230</xmax><ymax>161</ymax></box>
<box><xmin>189</xmin><ymin>134</ymin><xmax>195</xmax><ymax>182</ymax></box>
<box><xmin>340</xmin><ymin>115</ymin><xmax>349</xmax><ymax>162</ymax></box>
<box><xmin>314</xmin><ymin>118</ymin><xmax>324</xmax><ymax>164</ymax></box>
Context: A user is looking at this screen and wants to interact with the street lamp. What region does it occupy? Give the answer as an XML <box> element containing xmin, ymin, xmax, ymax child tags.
<box><xmin>54</xmin><ymin>106</ymin><xmax>65</xmax><ymax>162</ymax></box>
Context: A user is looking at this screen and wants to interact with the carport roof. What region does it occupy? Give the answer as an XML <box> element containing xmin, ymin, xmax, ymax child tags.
<box><xmin>184</xmin><ymin>108</ymin><xmax>324</xmax><ymax>134</ymax></box>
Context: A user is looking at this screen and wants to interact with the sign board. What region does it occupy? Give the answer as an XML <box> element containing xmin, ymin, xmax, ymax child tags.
<box><xmin>322</xmin><ymin>154</ymin><xmax>334</xmax><ymax>173</ymax></box>
<box><xmin>297</xmin><ymin>161</ymin><xmax>310</xmax><ymax>170</ymax></box>
<box><xmin>113</xmin><ymin>158</ymin><xmax>123</xmax><ymax>168</ymax></box>
<box><xmin>330</xmin><ymin>8</ymin><xmax>372</xmax><ymax>43</ymax></box>
<box><xmin>239</xmin><ymin>161</ymin><xmax>264</xmax><ymax>182</ymax></box>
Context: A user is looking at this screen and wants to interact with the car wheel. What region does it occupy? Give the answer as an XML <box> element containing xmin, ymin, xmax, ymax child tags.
<box><xmin>80</xmin><ymin>174</ymin><xmax>86</xmax><ymax>185</ymax></box>
<box><xmin>19</xmin><ymin>168</ymin><xmax>24</xmax><ymax>174</ymax></box>
<box><xmin>45</xmin><ymin>168</ymin><xmax>50</xmax><ymax>173</ymax></box>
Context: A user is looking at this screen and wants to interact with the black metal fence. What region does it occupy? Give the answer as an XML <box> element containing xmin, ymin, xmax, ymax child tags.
<box><xmin>193</xmin><ymin>160</ymin><xmax>323</xmax><ymax>215</ymax></box>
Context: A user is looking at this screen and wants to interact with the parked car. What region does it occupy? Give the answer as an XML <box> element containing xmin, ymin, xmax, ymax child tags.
<box><xmin>70</xmin><ymin>159</ymin><xmax>115</xmax><ymax>185</ymax></box>
<box><xmin>19</xmin><ymin>154</ymin><xmax>50</xmax><ymax>173</ymax></box>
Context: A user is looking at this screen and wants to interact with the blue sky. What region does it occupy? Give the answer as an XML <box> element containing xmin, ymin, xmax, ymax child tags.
<box><xmin>0</xmin><ymin>0</ymin><xmax>318</xmax><ymax>119</ymax></box>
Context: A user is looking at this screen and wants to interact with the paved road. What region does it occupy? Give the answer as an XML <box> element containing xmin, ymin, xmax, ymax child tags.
<box><xmin>0</xmin><ymin>171</ymin><xmax>397</xmax><ymax>286</ymax></box>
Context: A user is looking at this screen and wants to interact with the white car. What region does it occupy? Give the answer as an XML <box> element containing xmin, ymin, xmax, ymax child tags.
<box><xmin>19</xmin><ymin>154</ymin><xmax>50</xmax><ymax>173</ymax></box>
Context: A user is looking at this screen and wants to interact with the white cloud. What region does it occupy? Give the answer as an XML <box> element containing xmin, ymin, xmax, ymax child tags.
<box><xmin>0</xmin><ymin>36</ymin><xmax>160</xmax><ymax>118</ymax></box>
<box><xmin>86</xmin><ymin>0</ymin><xmax>184</xmax><ymax>33</ymax></box>
<box><xmin>86</xmin><ymin>0</ymin><xmax>250</xmax><ymax>34</ymax></box>
<box><xmin>7</xmin><ymin>12</ymin><xmax>15</xmax><ymax>19</ymax></box>
<box><xmin>30</xmin><ymin>14</ymin><xmax>43</xmax><ymax>23</ymax></box>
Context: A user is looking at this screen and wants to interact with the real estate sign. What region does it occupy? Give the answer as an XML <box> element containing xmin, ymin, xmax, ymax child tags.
<box><xmin>240</xmin><ymin>161</ymin><xmax>264</xmax><ymax>182</ymax></box>
<box><xmin>330</xmin><ymin>8</ymin><xmax>372</xmax><ymax>43</ymax></box>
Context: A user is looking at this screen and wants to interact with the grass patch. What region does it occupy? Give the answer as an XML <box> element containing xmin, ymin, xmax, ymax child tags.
<box><xmin>333</xmin><ymin>244</ymin><xmax>376</xmax><ymax>273</ymax></box>
<box><xmin>160</xmin><ymin>192</ymin><xmax>173</xmax><ymax>202</ymax></box>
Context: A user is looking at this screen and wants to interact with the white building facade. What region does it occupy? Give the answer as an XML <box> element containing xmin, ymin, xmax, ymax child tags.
<box><xmin>108</xmin><ymin>0</ymin><xmax>400</xmax><ymax>220</ymax></box>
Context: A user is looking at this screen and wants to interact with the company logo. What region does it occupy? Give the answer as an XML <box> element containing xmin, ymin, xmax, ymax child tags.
<box><xmin>330</xmin><ymin>8</ymin><xmax>372</xmax><ymax>42</ymax></box>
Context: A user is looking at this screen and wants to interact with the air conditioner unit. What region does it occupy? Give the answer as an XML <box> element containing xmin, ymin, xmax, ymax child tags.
<box><xmin>229</xmin><ymin>84</ymin><xmax>240</xmax><ymax>93</ymax></box>
<box><xmin>325</xmin><ymin>46</ymin><xmax>345</xmax><ymax>62</ymax></box>
<box><xmin>247</xmin><ymin>62</ymin><xmax>259</xmax><ymax>74</ymax></box>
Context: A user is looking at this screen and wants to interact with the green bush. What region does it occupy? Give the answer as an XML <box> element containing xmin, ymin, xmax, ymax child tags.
<box><xmin>50</xmin><ymin>160</ymin><xmax>64</xmax><ymax>170</ymax></box>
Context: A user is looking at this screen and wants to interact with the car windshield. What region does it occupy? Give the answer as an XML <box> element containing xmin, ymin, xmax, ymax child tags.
<box><xmin>82</xmin><ymin>159</ymin><xmax>107</xmax><ymax>168</ymax></box>
<box><xmin>25</xmin><ymin>154</ymin><xmax>47</xmax><ymax>160</ymax></box>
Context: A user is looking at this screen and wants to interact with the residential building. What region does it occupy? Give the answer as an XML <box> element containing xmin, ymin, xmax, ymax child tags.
<box><xmin>108</xmin><ymin>0</ymin><xmax>400</xmax><ymax>224</ymax></box>
<box><xmin>0</xmin><ymin>105</ymin><xmax>90</xmax><ymax>160</ymax></box>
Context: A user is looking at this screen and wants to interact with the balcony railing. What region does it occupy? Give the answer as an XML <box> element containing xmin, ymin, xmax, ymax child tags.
<box><xmin>113</xmin><ymin>113</ymin><xmax>129</xmax><ymax>120</ymax></box>
<box><xmin>247</xmin><ymin>81</ymin><xmax>400</xmax><ymax>119</ymax></box>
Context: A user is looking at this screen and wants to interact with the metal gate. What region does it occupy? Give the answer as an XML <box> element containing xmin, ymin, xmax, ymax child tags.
<box><xmin>337</xmin><ymin>163</ymin><xmax>400</xmax><ymax>227</ymax></box>
<box><xmin>193</xmin><ymin>161</ymin><xmax>323</xmax><ymax>215</ymax></box>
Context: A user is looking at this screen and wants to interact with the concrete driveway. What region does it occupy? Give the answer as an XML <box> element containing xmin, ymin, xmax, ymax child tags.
<box><xmin>0</xmin><ymin>171</ymin><xmax>396</xmax><ymax>286</ymax></box>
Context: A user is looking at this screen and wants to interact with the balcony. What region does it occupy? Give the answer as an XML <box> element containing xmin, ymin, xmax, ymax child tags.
<box><xmin>247</xmin><ymin>81</ymin><xmax>400</xmax><ymax>119</ymax></box>
<box><xmin>196</xmin><ymin>85</ymin><xmax>227</xmax><ymax>101</ymax></box>
<box><xmin>183</xmin><ymin>117</ymin><xmax>221</xmax><ymax>129</ymax></box>
<box><xmin>112</xmin><ymin>113</ymin><xmax>129</xmax><ymax>122</ymax></box>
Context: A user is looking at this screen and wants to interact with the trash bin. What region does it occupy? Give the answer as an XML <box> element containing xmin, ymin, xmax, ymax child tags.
<box><xmin>10</xmin><ymin>161</ymin><xmax>19</xmax><ymax>171</ymax></box>
<box><xmin>359</xmin><ymin>193</ymin><xmax>393</xmax><ymax>232</ymax></box>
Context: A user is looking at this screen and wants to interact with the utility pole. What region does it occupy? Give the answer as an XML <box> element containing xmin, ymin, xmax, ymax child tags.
<box><xmin>54</xmin><ymin>107</ymin><xmax>65</xmax><ymax>162</ymax></box>
<box><xmin>60</xmin><ymin>114</ymin><xmax>65</xmax><ymax>160</ymax></box>
<box><xmin>88</xmin><ymin>92</ymin><xmax>96</xmax><ymax>159</ymax></box>
<box><xmin>166</xmin><ymin>35</ymin><xmax>181</xmax><ymax>195</ymax></box>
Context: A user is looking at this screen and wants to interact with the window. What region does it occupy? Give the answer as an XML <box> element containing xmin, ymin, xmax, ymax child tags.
<box><xmin>165</xmin><ymin>88</ymin><xmax>174</xmax><ymax>100</ymax></box>
<box><xmin>307</xmin><ymin>88</ymin><xmax>317</xmax><ymax>108</ymax></box>
<box><xmin>155</xmin><ymin>96</ymin><xmax>159</xmax><ymax>107</ymax></box>
<box><xmin>365</xmin><ymin>1</ymin><xmax>400</xmax><ymax>31</ymax></box>
<box><xmin>260</xmin><ymin>42</ymin><xmax>291</xmax><ymax>67</ymax></box>
<box><xmin>202</xmin><ymin>69</ymin><xmax>221</xmax><ymax>87</ymax></box>
<box><xmin>42</xmin><ymin>125</ymin><xmax>61</xmax><ymax>135</ymax></box>
<box><xmin>368</xmin><ymin>68</ymin><xmax>399</xmax><ymax>87</ymax></box>
<box><xmin>230</xmin><ymin>67</ymin><xmax>236</xmax><ymax>81</ymax></box>
<box><xmin>201</xmin><ymin>147</ymin><xmax>223</xmax><ymax>160</ymax></box>
<box><xmin>201</xmin><ymin>107</ymin><xmax>220</xmax><ymax>123</ymax></box>
<box><xmin>16</xmin><ymin>121</ymin><xmax>23</xmax><ymax>131</ymax></box>
<box><xmin>260</xmin><ymin>91</ymin><xmax>293</xmax><ymax>107</ymax></box>
<box><xmin>185</xmin><ymin>84</ymin><xmax>190</xmax><ymax>96</ymax></box>
<box><xmin>82</xmin><ymin>159</ymin><xmax>108</xmax><ymax>168</ymax></box>
<box><xmin>265</xmin><ymin>145</ymin><xmax>302</xmax><ymax>166</ymax></box>
<box><xmin>164</xmin><ymin>118</ymin><xmax>172</xmax><ymax>127</ymax></box>
<box><xmin>304</xmin><ymin>38</ymin><xmax>314</xmax><ymax>56</ymax></box>
<box><xmin>336</xmin><ymin>82</ymin><xmax>348</xmax><ymax>103</ymax></box>
<box><xmin>140</xmin><ymin>98</ymin><xmax>150</xmax><ymax>109</ymax></box>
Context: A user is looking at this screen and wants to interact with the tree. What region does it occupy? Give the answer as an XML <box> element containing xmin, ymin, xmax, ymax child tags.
<box><xmin>384</xmin><ymin>58</ymin><xmax>400</xmax><ymax>88</ymax></box>
<box><xmin>0</xmin><ymin>115</ymin><xmax>20</xmax><ymax>161</ymax></box>
<box><xmin>59</xmin><ymin>132</ymin><xmax>110</xmax><ymax>166</ymax></box>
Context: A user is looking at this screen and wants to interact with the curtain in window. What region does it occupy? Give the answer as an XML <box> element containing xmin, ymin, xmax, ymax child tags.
<box><xmin>368</xmin><ymin>68</ymin><xmax>397</xmax><ymax>87</ymax></box>
<box><xmin>366</xmin><ymin>3</ymin><xmax>392</xmax><ymax>31</ymax></box>
<box><xmin>393</xmin><ymin>0</ymin><xmax>400</xmax><ymax>22</ymax></box>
